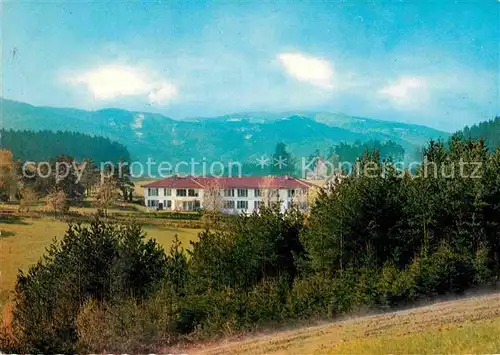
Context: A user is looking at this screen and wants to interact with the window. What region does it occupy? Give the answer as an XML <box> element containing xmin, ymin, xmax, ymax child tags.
<box><xmin>237</xmin><ymin>200</ymin><xmax>248</xmax><ymax>210</ymax></box>
<box><xmin>253</xmin><ymin>200</ymin><xmax>261</xmax><ymax>210</ymax></box>
<box><xmin>164</xmin><ymin>188</ymin><xmax>172</xmax><ymax>196</ymax></box>
<box><xmin>223</xmin><ymin>200</ymin><xmax>235</xmax><ymax>209</ymax></box>
<box><xmin>188</xmin><ymin>188</ymin><xmax>199</xmax><ymax>197</ymax></box>
<box><xmin>237</xmin><ymin>189</ymin><xmax>248</xmax><ymax>197</ymax></box>
<box><xmin>224</xmin><ymin>189</ymin><xmax>234</xmax><ymax>197</ymax></box>
<box><xmin>254</xmin><ymin>188</ymin><xmax>261</xmax><ymax>197</ymax></box>
<box><xmin>165</xmin><ymin>200</ymin><xmax>172</xmax><ymax>208</ymax></box>
<box><xmin>149</xmin><ymin>188</ymin><xmax>159</xmax><ymax>196</ymax></box>
<box><xmin>147</xmin><ymin>200</ymin><xmax>159</xmax><ymax>207</ymax></box>
<box><xmin>176</xmin><ymin>189</ymin><xmax>187</xmax><ymax>197</ymax></box>
<box><xmin>287</xmin><ymin>189</ymin><xmax>295</xmax><ymax>198</ymax></box>
<box><xmin>182</xmin><ymin>200</ymin><xmax>200</xmax><ymax>211</ymax></box>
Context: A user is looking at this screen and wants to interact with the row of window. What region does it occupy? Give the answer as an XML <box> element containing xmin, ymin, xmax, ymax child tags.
<box><xmin>223</xmin><ymin>189</ymin><xmax>304</xmax><ymax>198</ymax></box>
<box><xmin>147</xmin><ymin>199</ymin><xmax>172</xmax><ymax>208</ymax></box>
<box><xmin>147</xmin><ymin>199</ymin><xmax>201</xmax><ymax>210</ymax></box>
<box><xmin>148</xmin><ymin>188</ymin><xmax>199</xmax><ymax>197</ymax></box>
<box><xmin>223</xmin><ymin>200</ymin><xmax>261</xmax><ymax>210</ymax></box>
<box><xmin>149</xmin><ymin>188</ymin><xmax>305</xmax><ymax>198</ymax></box>
<box><xmin>176</xmin><ymin>189</ymin><xmax>199</xmax><ymax>197</ymax></box>
<box><xmin>148</xmin><ymin>199</ymin><xmax>268</xmax><ymax>211</ymax></box>
<box><xmin>223</xmin><ymin>188</ymin><xmax>265</xmax><ymax>197</ymax></box>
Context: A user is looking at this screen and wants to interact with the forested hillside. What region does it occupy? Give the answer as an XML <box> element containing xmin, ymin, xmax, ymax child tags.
<box><xmin>458</xmin><ymin>117</ymin><xmax>500</xmax><ymax>151</ymax></box>
<box><xmin>0</xmin><ymin>129</ymin><xmax>131</xmax><ymax>162</ymax></box>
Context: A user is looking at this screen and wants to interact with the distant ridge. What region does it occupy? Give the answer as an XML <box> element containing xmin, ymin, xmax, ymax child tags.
<box><xmin>0</xmin><ymin>98</ymin><xmax>449</xmax><ymax>163</ymax></box>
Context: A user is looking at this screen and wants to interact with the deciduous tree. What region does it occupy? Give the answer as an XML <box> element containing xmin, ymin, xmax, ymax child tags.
<box><xmin>94</xmin><ymin>178</ymin><xmax>119</xmax><ymax>217</ymax></box>
<box><xmin>201</xmin><ymin>179</ymin><xmax>223</xmax><ymax>228</ymax></box>
<box><xmin>0</xmin><ymin>149</ymin><xmax>19</xmax><ymax>201</ymax></box>
<box><xmin>45</xmin><ymin>189</ymin><xmax>69</xmax><ymax>216</ymax></box>
<box><xmin>19</xmin><ymin>187</ymin><xmax>38</xmax><ymax>212</ymax></box>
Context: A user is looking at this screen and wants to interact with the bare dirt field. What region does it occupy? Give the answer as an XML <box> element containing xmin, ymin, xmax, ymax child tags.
<box><xmin>184</xmin><ymin>291</ymin><xmax>500</xmax><ymax>354</ymax></box>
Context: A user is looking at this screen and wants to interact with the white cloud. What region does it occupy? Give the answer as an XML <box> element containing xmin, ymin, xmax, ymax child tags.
<box><xmin>378</xmin><ymin>76</ymin><xmax>427</xmax><ymax>108</ymax></box>
<box><xmin>278</xmin><ymin>52</ymin><xmax>334</xmax><ymax>90</ymax></box>
<box><xmin>67</xmin><ymin>64</ymin><xmax>178</xmax><ymax>104</ymax></box>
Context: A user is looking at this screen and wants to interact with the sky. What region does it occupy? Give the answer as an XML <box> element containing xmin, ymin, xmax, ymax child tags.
<box><xmin>1</xmin><ymin>0</ymin><xmax>498</xmax><ymax>131</ymax></box>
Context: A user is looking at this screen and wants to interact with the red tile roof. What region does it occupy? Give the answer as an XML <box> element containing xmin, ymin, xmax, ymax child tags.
<box><xmin>142</xmin><ymin>176</ymin><xmax>313</xmax><ymax>189</ymax></box>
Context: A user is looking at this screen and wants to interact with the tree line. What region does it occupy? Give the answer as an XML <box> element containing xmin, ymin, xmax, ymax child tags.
<box><xmin>0</xmin><ymin>150</ymin><xmax>134</xmax><ymax>215</ymax></box>
<box><xmin>2</xmin><ymin>131</ymin><xmax>499</xmax><ymax>353</ymax></box>
<box><xmin>458</xmin><ymin>116</ymin><xmax>500</xmax><ymax>151</ymax></box>
<box><xmin>0</xmin><ymin>129</ymin><xmax>131</xmax><ymax>163</ymax></box>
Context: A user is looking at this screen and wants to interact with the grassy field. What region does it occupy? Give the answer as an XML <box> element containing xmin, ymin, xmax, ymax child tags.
<box><xmin>0</xmin><ymin>216</ymin><xmax>200</xmax><ymax>304</ymax></box>
<box><xmin>186</xmin><ymin>292</ymin><xmax>500</xmax><ymax>354</ymax></box>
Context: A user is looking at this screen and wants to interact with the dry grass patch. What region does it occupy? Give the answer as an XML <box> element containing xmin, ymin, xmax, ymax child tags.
<box><xmin>332</xmin><ymin>317</ymin><xmax>500</xmax><ymax>354</ymax></box>
<box><xmin>188</xmin><ymin>292</ymin><xmax>500</xmax><ymax>355</ymax></box>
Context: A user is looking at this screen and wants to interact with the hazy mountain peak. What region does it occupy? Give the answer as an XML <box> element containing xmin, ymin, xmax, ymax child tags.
<box><xmin>1</xmin><ymin>98</ymin><xmax>450</xmax><ymax>163</ymax></box>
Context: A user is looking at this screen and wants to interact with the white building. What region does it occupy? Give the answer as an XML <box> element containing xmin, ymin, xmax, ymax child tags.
<box><xmin>142</xmin><ymin>176</ymin><xmax>312</xmax><ymax>214</ymax></box>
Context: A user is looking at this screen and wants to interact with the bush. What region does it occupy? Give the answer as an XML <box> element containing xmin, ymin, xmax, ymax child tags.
<box><xmin>352</xmin><ymin>267</ymin><xmax>382</xmax><ymax>307</ymax></box>
<box><xmin>242</xmin><ymin>278</ymin><xmax>289</xmax><ymax>325</ymax></box>
<box><xmin>76</xmin><ymin>284</ymin><xmax>178</xmax><ymax>353</ymax></box>
<box><xmin>175</xmin><ymin>279</ymin><xmax>289</xmax><ymax>338</ymax></box>
<box><xmin>290</xmin><ymin>274</ymin><xmax>346</xmax><ymax>319</ymax></box>
<box><xmin>414</xmin><ymin>244</ymin><xmax>475</xmax><ymax>296</ymax></box>
<box><xmin>473</xmin><ymin>245</ymin><xmax>494</xmax><ymax>284</ymax></box>
<box><xmin>378</xmin><ymin>263</ymin><xmax>418</xmax><ymax>306</ymax></box>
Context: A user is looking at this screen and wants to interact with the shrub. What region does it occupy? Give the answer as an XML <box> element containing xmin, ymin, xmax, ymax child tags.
<box><xmin>164</xmin><ymin>235</ymin><xmax>188</xmax><ymax>294</ymax></box>
<box><xmin>289</xmin><ymin>274</ymin><xmax>339</xmax><ymax>319</ymax></box>
<box><xmin>243</xmin><ymin>278</ymin><xmax>289</xmax><ymax>325</ymax></box>
<box><xmin>175</xmin><ymin>279</ymin><xmax>289</xmax><ymax>338</ymax></box>
<box><xmin>378</xmin><ymin>263</ymin><xmax>418</xmax><ymax>306</ymax></box>
<box><xmin>412</xmin><ymin>244</ymin><xmax>475</xmax><ymax>296</ymax></box>
<box><xmin>352</xmin><ymin>267</ymin><xmax>382</xmax><ymax>307</ymax></box>
<box><xmin>473</xmin><ymin>245</ymin><xmax>494</xmax><ymax>284</ymax></box>
<box><xmin>76</xmin><ymin>284</ymin><xmax>178</xmax><ymax>353</ymax></box>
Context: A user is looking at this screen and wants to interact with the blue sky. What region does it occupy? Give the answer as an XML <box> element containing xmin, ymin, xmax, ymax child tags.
<box><xmin>2</xmin><ymin>0</ymin><xmax>498</xmax><ymax>131</ymax></box>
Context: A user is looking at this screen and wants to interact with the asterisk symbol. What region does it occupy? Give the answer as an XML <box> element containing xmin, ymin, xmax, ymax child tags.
<box><xmin>274</xmin><ymin>156</ymin><xmax>288</xmax><ymax>169</ymax></box>
<box><xmin>256</xmin><ymin>155</ymin><xmax>270</xmax><ymax>169</ymax></box>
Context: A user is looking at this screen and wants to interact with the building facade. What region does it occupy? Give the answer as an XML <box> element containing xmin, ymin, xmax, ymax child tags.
<box><xmin>142</xmin><ymin>176</ymin><xmax>312</xmax><ymax>214</ymax></box>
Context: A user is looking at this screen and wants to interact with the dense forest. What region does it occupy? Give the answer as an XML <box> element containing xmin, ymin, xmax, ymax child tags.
<box><xmin>241</xmin><ymin>140</ymin><xmax>406</xmax><ymax>177</ymax></box>
<box><xmin>3</xmin><ymin>131</ymin><xmax>499</xmax><ymax>353</ymax></box>
<box><xmin>458</xmin><ymin>116</ymin><xmax>500</xmax><ymax>151</ymax></box>
<box><xmin>328</xmin><ymin>139</ymin><xmax>405</xmax><ymax>163</ymax></box>
<box><xmin>0</xmin><ymin>129</ymin><xmax>131</xmax><ymax>163</ymax></box>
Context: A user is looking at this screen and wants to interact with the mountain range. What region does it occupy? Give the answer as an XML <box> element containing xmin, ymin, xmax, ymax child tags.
<box><xmin>1</xmin><ymin>98</ymin><xmax>449</xmax><ymax>164</ymax></box>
